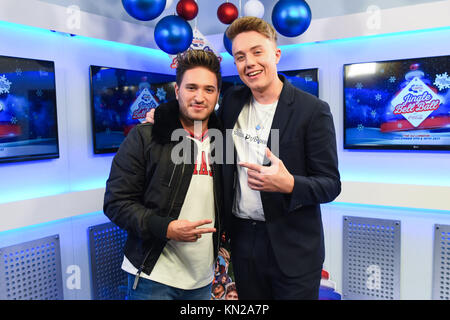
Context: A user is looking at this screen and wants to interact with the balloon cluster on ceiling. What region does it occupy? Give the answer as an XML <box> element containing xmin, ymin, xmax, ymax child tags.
<box><xmin>121</xmin><ymin>0</ymin><xmax>312</xmax><ymax>55</ymax></box>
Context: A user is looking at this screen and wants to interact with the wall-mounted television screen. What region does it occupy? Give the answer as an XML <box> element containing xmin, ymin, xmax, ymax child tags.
<box><xmin>280</xmin><ymin>68</ymin><xmax>319</xmax><ymax>97</ymax></box>
<box><xmin>220</xmin><ymin>68</ymin><xmax>319</xmax><ymax>104</ymax></box>
<box><xmin>0</xmin><ymin>55</ymin><xmax>59</xmax><ymax>164</ymax></box>
<box><xmin>344</xmin><ymin>55</ymin><xmax>450</xmax><ymax>150</ymax></box>
<box><xmin>90</xmin><ymin>65</ymin><xmax>176</xmax><ymax>154</ymax></box>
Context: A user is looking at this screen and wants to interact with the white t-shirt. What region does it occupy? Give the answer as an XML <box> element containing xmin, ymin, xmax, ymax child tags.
<box><xmin>232</xmin><ymin>97</ymin><xmax>278</xmax><ymax>221</ymax></box>
<box><xmin>122</xmin><ymin>134</ymin><xmax>215</xmax><ymax>290</ymax></box>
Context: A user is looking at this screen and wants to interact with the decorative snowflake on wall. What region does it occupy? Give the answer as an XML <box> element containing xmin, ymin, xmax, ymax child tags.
<box><xmin>356</xmin><ymin>82</ymin><xmax>363</xmax><ymax>90</ymax></box>
<box><xmin>0</xmin><ymin>75</ymin><xmax>12</xmax><ymax>94</ymax></box>
<box><xmin>156</xmin><ymin>87</ymin><xmax>167</xmax><ymax>101</ymax></box>
<box><xmin>434</xmin><ymin>72</ymin><xmax>450</xmax><ymax>91</ymax></box>
<box><xmin>389</xmin><ymin>76</ymin><xmax>396</xmax><ymax>83</ymax></box>
<box><xmin>375</xmin><ymin>93</ymin><xmax>382</xmax><ymax>101</ymax></box>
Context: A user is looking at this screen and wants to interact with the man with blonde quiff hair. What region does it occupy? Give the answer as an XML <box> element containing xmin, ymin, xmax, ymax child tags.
<box><xmin>226</xmin><ymin>16</ymin><xmax>278</xmax><ymax>43</ymax></box>
<box><xmin>217</xmin><ymin>16</ymin><xmax>341</xmax><ymax>300</ymax></box>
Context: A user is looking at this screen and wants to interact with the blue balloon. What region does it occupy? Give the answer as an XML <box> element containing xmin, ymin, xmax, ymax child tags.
<box><xmin>122</xmin><ymin>0</ymin><xmax>166</xmax><ymax>21</ymax></box>
<box><xmin>154</xmin><ymin>15</ymin><xmax>193</xmax><ymax>54</ymax></box>
<box><xmin>271</xmin><ymin>0</ymin><xmax>312</xmax><ymax>37</ymax></box>
<box><xmin>223</xmin><ymin>29</ymin><xmax>233</xmax><ymax>56</ymax></box>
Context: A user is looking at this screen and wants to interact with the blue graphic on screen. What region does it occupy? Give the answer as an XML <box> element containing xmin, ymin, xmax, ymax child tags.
<box><xmin>280</xmin><ymin>68</ymin><xmax>319</xmax><ymax>97</ymax></box>
<box><xmin>0</xmin><ymin>55</ymin><xmax>59</xmax><ymax>164</ymax></box>
<box><xmin>90</xmin><ymin>66</ymin><xmax>176</xmax><ymax>154</ymax></box>
<box><xmin>344</xmin><ymin>55</ymin><xmax>450</xmax><ymax>150</ymax></box>
<box><xmin>220</xmin><ymin>68</ymin><xmax>319</xmax><ymax>102</ymax></box>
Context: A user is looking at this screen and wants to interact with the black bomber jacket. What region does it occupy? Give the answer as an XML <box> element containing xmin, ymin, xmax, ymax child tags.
<box><xmin>103</xmin><ymin>99</ymin><xmax>224</xmax><ymax>288</ymax></box>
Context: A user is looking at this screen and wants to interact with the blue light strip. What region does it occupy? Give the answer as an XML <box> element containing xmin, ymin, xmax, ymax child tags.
<box><xmin>329</xmin><ymin>201</ymin><xmax>450</xmax><ymax>215</ymax></box>
<box><xmin>277</xmin><ymin>25</ymin><xmax>450</xmax><ymax>50</ymax></box>
<box><xmin>0</xmin><ymin>211</ymin><xmax>103</xmax><ymax>236</ymax></box>
<box><xmin>0</xmin><ymin>19</ymin><xmax>170</xmax><ymax>61</ymax></box>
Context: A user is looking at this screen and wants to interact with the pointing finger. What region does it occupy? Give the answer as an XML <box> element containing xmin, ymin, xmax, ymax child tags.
<box><xmin>239</xmin><ymin>162</ymin><xmax>262</xmax><ymax>172</ymax></box>
<box><xmin>191</xmin><ymin>219</ymin><xmax>213</xmax><ymax>228</ymax></box>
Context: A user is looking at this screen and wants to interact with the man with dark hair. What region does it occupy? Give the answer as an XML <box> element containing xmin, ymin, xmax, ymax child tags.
<box><xmin>218</xmin><ymin>16</ymin><xmax>341</xmax><ymax>300</ymax></box>
<box><xmin>103</xmin><ymin>49</ymin><xmax>223</xmax><ymax>300</ymax></box>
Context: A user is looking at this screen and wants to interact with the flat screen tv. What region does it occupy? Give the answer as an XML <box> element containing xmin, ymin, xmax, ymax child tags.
<box><xmin>0</xmin><ymin>55</ymin><xmax>59</xmax><ymax>164</ymax></box>
<box><xmin>344</xmin><ymin>55</ymin><xmax>450</xmax><ymax>150</ymax></box>
<box><xmin>90</xmin><ymin>65</ymin><xmax>176</xmax><ymax>154</ymax></box>
<box><xmin>280</xmin><ymin>68</ymin><xmax>319</xmax><ymax>97</ymax></box>
<box><xmin>220</xmin><ymin>68</ymin><xmax>319</xmax><ymax>103</ymax></box>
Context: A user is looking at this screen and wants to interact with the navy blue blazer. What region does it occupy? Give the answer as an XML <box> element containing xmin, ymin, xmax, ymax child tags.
<box><xmin>217</xmin><ymin>74</ymin><xmax>341</xmax><ymax>277</ymax></box>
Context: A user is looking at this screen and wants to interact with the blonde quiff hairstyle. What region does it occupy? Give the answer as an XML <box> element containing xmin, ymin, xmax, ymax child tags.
<box><xmin>225</xmin><ymin>16</ymin><xmax>278</xmax><ymax>44</ymax></box>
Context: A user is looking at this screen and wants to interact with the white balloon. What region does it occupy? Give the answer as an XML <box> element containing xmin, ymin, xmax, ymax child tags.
<box><xmin>243</xmin><ymin>0</ymin><xmax>265</xmax><ymax>18</ymax></box>
<box><xmin>165</xmin><ymin>0</ymin><xmax>174</xmax><ymax>10</ymax></box>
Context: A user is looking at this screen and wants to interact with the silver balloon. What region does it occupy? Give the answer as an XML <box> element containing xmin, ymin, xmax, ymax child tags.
<box><xmin>243</xmin><ymin>0</ymin><xmax>264</xmax><ymax>18</ymax></box>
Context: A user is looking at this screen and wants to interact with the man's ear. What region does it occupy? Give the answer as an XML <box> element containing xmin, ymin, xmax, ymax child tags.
<box><xmin>275</xmin><ymin>47</ymin><xmax>281</xmax><ymax>64</ymax></box>
<box><xmin>174</xmin><ymin>83</ymin><xmax>179</xmax><ymax>100</ymax></box>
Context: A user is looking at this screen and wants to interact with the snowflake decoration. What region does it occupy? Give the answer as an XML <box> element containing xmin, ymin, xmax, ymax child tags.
<box><xmin>434</xmin><ymin>72</ymin><xmax>450</xmax><ymax>91</ymax></box>
<box><xmin>398</xmin><ymin>123</ymin><xmax>403</xmax><ymax>129</ymax></box>
<box><xmin>371</xmin><ymin>110</ymin><xmax>377</xmax><ymax>117</ymax></box>
<box><xmin>375</xmin><ymin>93</ymin><xmax>382</xmax><ymax>101</ymax></box>
<box><xmin>11</xmin><ymin>117</ymin><xmax>17</xmax><ymax>124</ymax></box>
<box><xmin>355</xmin><ymin>82</ymin><xmax>363</xmax><ymax>90</ymax></box>
<box><xmin>36</xmin><ymin>89</ymin><xmax>43</xmax><ymax>97</ymax></box>
<box><xmin>118</xmin><ymin>99</ymin><xmax>124</xmax><ymax>106</ymax></box>
<box><xmin>156</xmin><ymin>87</ymin><xmax>167</xmax><ymax>101</ymax></box>
<box><xmin>15</xmin><ymin>68</ymin><xmax>22</xmax><ymax>76</ymax></box>
<box><xmin>389</xmin><ymin>76</ymin><xmax>396</xmax><ymax>83</ymax></box>
<box><xmin>357</xmin><ymin>124</ymin><xmax>364</xmax><ymax>131</ymax></box>
<box><xmin>39</xmin><ymin>69</ymin><xmax>48</xmax><ymax>77</ymax></box>
<box><xmin>0</xmin><ymin>75</ymin><xmax>12</xmax><ymax>94</ymax></box>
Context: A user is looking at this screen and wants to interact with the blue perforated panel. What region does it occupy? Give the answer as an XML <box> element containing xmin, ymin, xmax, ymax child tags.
<box><xmin>0</xmin><ymin>235</ymin><xmax>64</xmax><ymax>300</ymax></box>
<box><xmin>432</xmin><ymin>224</ymin><xmax>450</xmax><ymax>300</ymax></box>
<box><xmin>88</xmin><ymin>222</ymin><xmax>127</xmax><ymax>300</ymax></box>
<box><xmin>342</xmin><ymin>216</ymin><xmax>401</xmax><ymax>300</ymax></box>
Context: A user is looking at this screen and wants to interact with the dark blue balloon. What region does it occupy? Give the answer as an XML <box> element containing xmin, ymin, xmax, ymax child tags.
<box><xmin>122</xmin><ymin>0</ymin><xmax>166</xmax><ymax>21</ymax></box>
<box><xmin>154</xmin><ymin>15</ymin><xmax>193</xmax><ymax>54</ymax></box>
<box><xmin>272</xmin><ymin>0</ymin><xmax>312</xmax><ymax>37</ymax></box>
<box><xmin>223</xmin><ymin>30</ymin><xmax>233</xmax><ymax>56</ymax></box>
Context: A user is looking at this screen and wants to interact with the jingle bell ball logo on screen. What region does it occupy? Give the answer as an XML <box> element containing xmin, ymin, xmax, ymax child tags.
<box><xmin>129</xmin><ymin>88</ymin><xmax>159</xmax><ymax>122</ymax></box>
<box><xmin>389</xmin><ymin>77</ymin><xmax>442</xmax><ymax>128</ymax></box>
<box><xmin>344</xmin><ymin>55</ymin><xmax>450</xmax><ymax>150</ymax></box>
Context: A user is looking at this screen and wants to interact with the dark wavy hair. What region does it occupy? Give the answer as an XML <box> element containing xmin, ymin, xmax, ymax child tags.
<box><xmin>175</xmin><ymin>49</ymin><xmax>222</xmax><ymax>90</ymax></box>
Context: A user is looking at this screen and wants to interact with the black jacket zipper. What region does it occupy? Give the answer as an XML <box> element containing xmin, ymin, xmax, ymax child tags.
<box><xmin>211</xmin><ymin>164</ymin><xmax>221</xmax><ymax>259</ymax></box>
<box><xmin>132</xmin><ymin>163</ymin><xmax>186</xmax><ymax>290</ymax></box>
